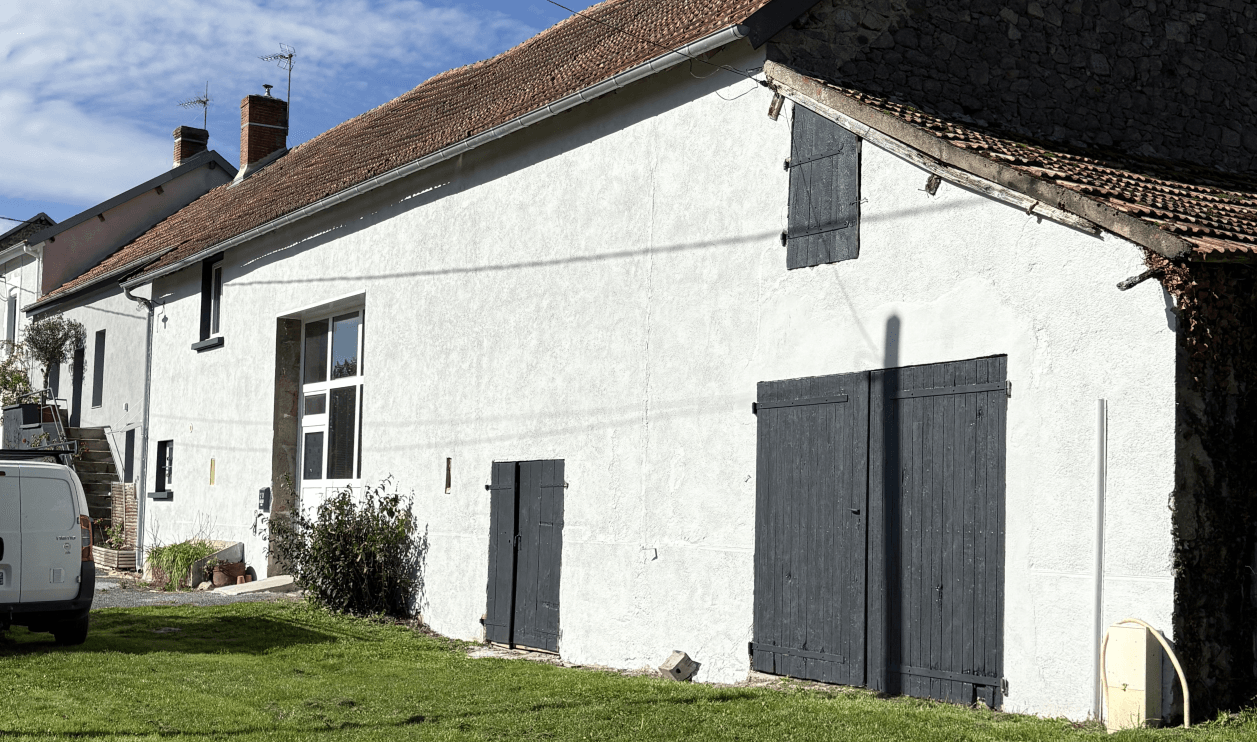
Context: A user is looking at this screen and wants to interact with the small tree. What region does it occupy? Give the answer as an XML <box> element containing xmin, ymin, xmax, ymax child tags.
<box><xmin>22</xmin><ymin>314</ymin><xmax>86</xmax><ymax>392</ymax></box>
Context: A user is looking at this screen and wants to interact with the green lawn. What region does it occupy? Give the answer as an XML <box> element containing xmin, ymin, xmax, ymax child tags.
<box><xmin>1</xmin><ymin>603</ymin><xmax>1253</xmax><ymax>741</ymax></box>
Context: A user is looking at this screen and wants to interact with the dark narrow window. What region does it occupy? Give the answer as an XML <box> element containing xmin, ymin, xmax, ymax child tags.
<box><xmin>155</xmin><ymin>440</ymin><xmax>174</xmax><ymax>491</ymax></box>
<box><xmin>199</xmin><ymin>254</ymin><xmax>224</xmax><ymax>341</ymax></box>
<box><xmin>785</xmin><ymin>105</ymin><xmax>861</xmax><ymax>269</ymax></box>
<box><xmin>357</xmin><ymin>386</ymin><xmax>363</xmax><ymax>479</ymax></box>
<box><xmin>48</xmin><ymin>362</ymin><xmax>60</xmax><ymax>398</ymax></box>
<box><xmin>303</xmin><ymin>320</ymin><xmax>328</xmax><ymax>384</ymax></box>
<box><xmin>124</xmin><ymin>429</ymin><xmax>135</xmax><ymax>483</ymax></box>
<box><xmin>91</xmin><ymin>329</ymin><xmax>105</xmax><ymax>408</ymax></box>
<box><xmin>211</xmin><ymin>263</ymin><xmax>223</xmax><ymax>335</ymax></box>
<box><xmin>303</xmin><ymin>432</ymin><xmax>324</xmax><ymax>480</ymax></box>
<box><xmin>331</xmin><ymin>312</ymin><xmax>360</xmax><ymax>379</ymax></box>
<box><xmin>328</xmin><ymin>386</ymin><xmax>357</xmax><ymax>479</ymax></box>
<box><xmin>303</xmin><ymin>393</ymin><xmax>326</xmax><ymax>415</ymax></box>
<box><xmin>5</xmin><ymin>294</ymin><xmax>15</xmax><ymax>346</ymax></box>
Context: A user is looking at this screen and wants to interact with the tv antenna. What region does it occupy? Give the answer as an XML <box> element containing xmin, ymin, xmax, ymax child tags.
<box><xmin>178</xmin><ymin>82</ymin><xmax>212</xmax><ymax>129</ymax></box>
<box><xmin>260</xmin><ymin>43</ymin><xmax>295</xmax><ymax>126</ymax></box>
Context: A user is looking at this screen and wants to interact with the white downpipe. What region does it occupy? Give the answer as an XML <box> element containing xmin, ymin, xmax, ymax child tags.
<box><xmin>1093</xmin><ymin>399</ymin><xmax>1107</xmax><ymax>719</ymax></box>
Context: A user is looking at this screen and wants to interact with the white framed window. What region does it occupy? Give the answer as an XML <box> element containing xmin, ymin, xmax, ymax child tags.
<box><xmin>298</xmin><ymin>308</ymin><xmax>364</xmax><ymax>497</ymax></box>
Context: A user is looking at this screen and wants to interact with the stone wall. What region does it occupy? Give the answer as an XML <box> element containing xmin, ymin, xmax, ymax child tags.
<box><xmin>769</xmin><ymin>0</ymin><xmax>1257</xmax><ymax>174</ymax></box>
<box><xmin>1152</xmin><ymin>255</ymin><xmax>1257</xmax><ymax>717</ymax></box>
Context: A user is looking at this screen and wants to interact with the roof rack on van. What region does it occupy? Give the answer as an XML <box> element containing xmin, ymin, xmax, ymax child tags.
<box><xmin>0</xmin><ymin>449</ymin><xmax>71</xmax><ymax>464</ymax></box>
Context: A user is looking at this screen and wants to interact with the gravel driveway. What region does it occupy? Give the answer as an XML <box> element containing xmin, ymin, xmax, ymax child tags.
<box><xmin>91</xmin><ymin>567</ymin><xmax>301</xmax><ymax>610</ymax></box>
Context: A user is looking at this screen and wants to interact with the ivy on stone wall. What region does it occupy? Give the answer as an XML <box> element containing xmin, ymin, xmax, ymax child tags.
<box><xmin>1151</xmin><ymin>252</ymin><xmax>1257</xmax><ymax>716</ymax></box>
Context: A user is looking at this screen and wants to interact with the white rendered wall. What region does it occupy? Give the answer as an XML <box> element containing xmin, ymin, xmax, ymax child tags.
<box><xmin>139</xmin><ymin>42</ymin><xmax>1175</xmax><ymax>720</ymax></box>
<box><xmin>50</xmin><ymin>286</ymin><xmax>149</xmax><ymax>463</ymax></box>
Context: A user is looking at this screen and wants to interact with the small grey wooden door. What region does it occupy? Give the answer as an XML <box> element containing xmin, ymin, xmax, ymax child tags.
<box><xmin>868</xmin><ymin>357</ymin><xmax>1007</xmax><ymax>707</ymax></box>
<box><xmin>484</xmin><ymin>459</ymin><xmax>564</xmax><ymax>652</ymax></box>
<box><xmin>752</xmin><ymin>372</ymin><xmax>869</xmax><ymax>685</ymax></box>
<box><xmin>484</xmin><ymin>461</ymin><xmax>518</xmax><ymax>645</ymax></box>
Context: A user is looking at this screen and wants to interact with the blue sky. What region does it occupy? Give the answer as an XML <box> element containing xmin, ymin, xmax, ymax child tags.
<box><xmin>0</xmin><ymin>0</ymin><xmax>598</xmax><ymax>230</ymax></box>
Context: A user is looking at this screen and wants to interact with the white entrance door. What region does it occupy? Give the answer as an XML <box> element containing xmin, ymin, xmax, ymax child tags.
<box><xmin>299</xmin><ymin>310</ymin><xmax>364</xmax><ymax>506</ymax></box>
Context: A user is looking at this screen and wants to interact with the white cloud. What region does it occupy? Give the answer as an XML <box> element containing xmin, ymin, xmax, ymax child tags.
<box><xmin>0</xmin><ymin>0</ymin><xmax>537</xmax><ymax>207</ymax></box>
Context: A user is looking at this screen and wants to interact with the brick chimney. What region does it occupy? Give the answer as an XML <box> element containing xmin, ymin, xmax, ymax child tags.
<box><xmin>173</xmin><ymin>126</ymin><xmax>208</xmax><ymax>168</ymax></box>
<box><xmin>239</xmin><ymin>89</ymin><xmax>288</xmax><ymax>170</ymax></box>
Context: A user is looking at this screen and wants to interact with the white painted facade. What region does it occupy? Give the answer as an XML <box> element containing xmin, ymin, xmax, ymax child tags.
<box><xmin>135</xmin><ymin>42</ymin><xmax>1175</xmax><ymax>720</ymax></box>
<box><xmin>46</xmin><ymin>286</ymin><xmax>149</xmax><ymax>461</ymax></box>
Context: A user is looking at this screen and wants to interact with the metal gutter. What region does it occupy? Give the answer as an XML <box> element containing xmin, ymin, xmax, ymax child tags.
<box><xmin>26</xmin><ymin>245</ymin><xmax>177</xmax><ymax>314</ymax></box>
<box><xmin>122</xmin><ymin>24</ymin><xmax>750</xmax><ymax>290</ymax></box>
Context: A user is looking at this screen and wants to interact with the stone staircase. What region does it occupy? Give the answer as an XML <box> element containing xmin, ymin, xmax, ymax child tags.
<box><xmin>66</xmin><ymin>427</ymin><xmax>119</xmax><ymax>521</ymax></box>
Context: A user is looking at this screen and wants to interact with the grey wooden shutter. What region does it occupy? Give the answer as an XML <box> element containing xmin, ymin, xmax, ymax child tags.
<box><xmin>91</xmin><ymin>329</ymin><xmax>105</xmax><ymax>407</ymax></box>
<box><xmin>512</xmin><ymin>459</ymin><xmax>564</xmax><ymax>652</ymax></box>
<box><xmin>5</xmin><ymin>295</ymin><xmax>15</xmax><ymax>345</ymax></box>
<box><xmin>787</xmin><ymin>105</ymin><xmax>861</xmax><ymax>269</ymax></box>
<box><xmin>752</xmin><ymin>372</ymin><xmax>869</xmax><ymax>686</ymax></box>
<box><xmin>867</xmin><ymin>357</ymin><xmax>1007</xmax><ymax>707</ymax></box>
<box><xmin>484</xmin><ymin>461</ymin><xmax>518</xmax><ymax>645</ymax></box>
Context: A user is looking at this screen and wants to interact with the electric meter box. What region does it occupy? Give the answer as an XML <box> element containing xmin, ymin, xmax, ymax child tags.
<box><xmin>1106</xmin><ymin>623</ymin><xmax>1162</xmax><ymax>731</ymax></box>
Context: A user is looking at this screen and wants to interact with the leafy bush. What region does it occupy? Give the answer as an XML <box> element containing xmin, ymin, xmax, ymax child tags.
<box><xmin>270</xmin><ymin>477</ymin><xmax>424</xmax><ymax>617</ymax></box>
<box><xmin>0</xmin><ymin>349</ymin><xmax>32</xmax><ymax>406</ymax></box>
<box><xmin>147</xmin><ymin>539</ymin><xmax>217</xmax><ymax>591</ymax></box>
<box><xmin>22</xmin><ymin>314</ymin><xmax>85</xmax><ymax>390</ymax></box>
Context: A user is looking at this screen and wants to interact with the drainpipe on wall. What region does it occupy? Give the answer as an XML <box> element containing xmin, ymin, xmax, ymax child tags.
<box><xmin>1094</xmin><ymin>399</ymin><xmax>1108</xmax><ymax>720</ymax></box>
<box><xmin>123</xmin><ymin>283</ymin><xmax>154</xmax><ymax>565</ymax></box>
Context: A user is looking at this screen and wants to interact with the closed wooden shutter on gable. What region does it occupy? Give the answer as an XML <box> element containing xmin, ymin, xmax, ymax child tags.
<box><xmin>786</xmin><ymin>105</ymin><xmax>861</xmax><ymax>269</ymax></box>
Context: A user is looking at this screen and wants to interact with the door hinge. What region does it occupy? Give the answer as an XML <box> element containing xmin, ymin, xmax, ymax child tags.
<box><xmin>1006</xmin><ymin>380</ymin><xmax>1012</xmax><ymax>398</ymax></box>
<box><xmin>1001</xmin><ymin>677</ymin><xmax>1009</xmax><ymax>696</ymax></box>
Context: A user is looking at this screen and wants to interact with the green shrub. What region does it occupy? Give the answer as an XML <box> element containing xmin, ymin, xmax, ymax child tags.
<box><xmin>0</xmin><ymin>348</ymin><xmax>33</xmax><ymax>406</ymax></box>
<box><xmin>147</xmin><ymin>539</ymin><xmax>217</xmax><ymax>591</ymax></box>
<box><xmin>269</xmin><ymin>477</ymin><xmax>424</xmax><ymax>617</ymax></box>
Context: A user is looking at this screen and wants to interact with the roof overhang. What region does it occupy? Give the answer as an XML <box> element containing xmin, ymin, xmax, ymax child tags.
<box><xmin>121</xmin><ymin>23</ymin><xmax>757</xmax><ymax>291</ymax></box>
<box><xmin>25</xmin><ymin>245</ymin><xmax>175</xmax><ymax>315</ymax></box>
<box><xmin>765</xmin><ymin>60</ymin><xmax>1195</xmax><ymax>260</ymax></box>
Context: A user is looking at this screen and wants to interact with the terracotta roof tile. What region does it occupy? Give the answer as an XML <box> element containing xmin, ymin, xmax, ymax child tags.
<box><xmin>823</xmin><ymin>83</ymin><xmax>1257</xmax><ymax>257</ymax></box>
<box><xmin>44</xmin><ymin>0</ymin><xmax>772</xmax><ymax>301</ymax></box>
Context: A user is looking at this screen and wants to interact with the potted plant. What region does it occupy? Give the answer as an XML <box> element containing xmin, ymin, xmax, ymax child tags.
<box><xmin>211</xmin><ymin>560</ymin><xmax>247</xmax><ymax>587</ymax></box>
<box><xmin>91</xmin><ymin>521</ymin><xmax>137</xmax><ymax>571</ymax></box>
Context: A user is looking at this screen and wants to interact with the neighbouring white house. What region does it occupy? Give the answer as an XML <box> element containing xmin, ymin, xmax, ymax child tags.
<box><xmin>3</xmin><ymin>138</ymin><xmax>235</xmax><ymax>520</ymax></box>
<box><xmin>29</xmin><ymin>0</ymin><xmax>1257</xmax><ymax>723</ymax></box>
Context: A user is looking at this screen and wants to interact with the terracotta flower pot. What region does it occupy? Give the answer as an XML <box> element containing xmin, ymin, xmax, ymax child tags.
<box><xmin>212</xmin><ymin>561</ymin><xmax>247</xmax><ymax>587</ymax></box>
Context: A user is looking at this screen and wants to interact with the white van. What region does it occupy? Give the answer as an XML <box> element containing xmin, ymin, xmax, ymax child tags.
<box><xmin>0</xmin><ymin>454</ymin><xmax>95</xmax><ymax>644</ymax></box>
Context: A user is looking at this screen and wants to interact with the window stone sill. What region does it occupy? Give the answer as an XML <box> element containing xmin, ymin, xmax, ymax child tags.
<box><xmin>148</xmin><ymin>490</ymin><xmax>173</xmax><ymax>500</ymax></box>
<box><xmin>191</xmin><ymin>336</ymin><xmax>225</xmax><ymax>352</ymax></box>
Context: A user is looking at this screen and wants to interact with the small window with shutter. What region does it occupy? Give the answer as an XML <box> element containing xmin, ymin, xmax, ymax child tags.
<box><xmin>785</xmin><ymin>105</ymin><xmax>861</xmax><ymax>269</ymax></box>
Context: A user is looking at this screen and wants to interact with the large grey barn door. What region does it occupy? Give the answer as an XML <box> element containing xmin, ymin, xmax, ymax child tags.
<box><xmin>868</xmin><ymin>357</ymin><xmax>1007</xmax><ymax>707</ymax></box>
<box><xmin>752</xmin><ymin>372</ymin><xmax>869</xmax><ymax>685</ymax></box>
<box><xmin>753</xmin><ymin>357</ymin><xmax>1006</xmax><ymax>706</ymax></box>
<box><xmin>485</xmin><ymin>459</ymin><xmax>564</xmax><ymax>652</ymax></box>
